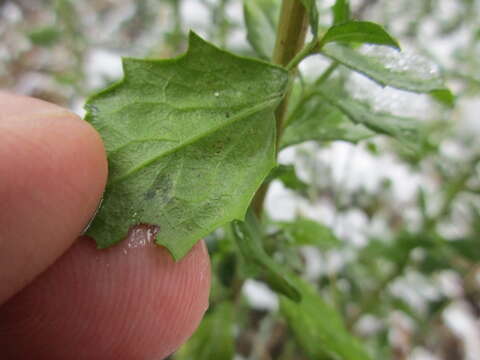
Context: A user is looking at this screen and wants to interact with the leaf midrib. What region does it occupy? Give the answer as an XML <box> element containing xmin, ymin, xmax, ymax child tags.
<box><xmin>108</xmin><ymin>94</ymin><xmax>283</xmax><ymax>185</ymax></box>
<box><xmin>325</xmin><ymin>32</ymin><xmax>392</xmax><ymax>43</ymax></box>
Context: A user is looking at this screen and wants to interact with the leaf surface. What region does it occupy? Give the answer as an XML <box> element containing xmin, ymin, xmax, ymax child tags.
<box><xmin>319</xmin><ymin>21</ymin><xmax>400</xmax><ymax>49</ymax></box>
<box><xmin>281</xmin><ymin>93</ymin><xmax>374</xmax><ymax>148</ymax></box>
<box><xmin>315</xmin><ymin>89</ymin><xmax>423</xmax><ymax>151</ymax></box>
<box><xmin>430</xmin><ymin>88</ymin><xmax>456</xmax><ymax>107</ymax></box>
<box><xmin>28</xmin><ymin>26</ymin><xmax>61</xmax><ymax>47</ymax></box>
<box><xmin>280</xmin><ymin>277</ymin><xmax>372</xmax><ymax>360</ymax></box>
<box><xmin>322</xmin><ymin>44</ymin><xmax>448</xmax><ymax>93</ymax></box>
<box><xmin>85</xmin><ymin>32</ymin><xmax>288</xmax><ymax>259</ymax></box>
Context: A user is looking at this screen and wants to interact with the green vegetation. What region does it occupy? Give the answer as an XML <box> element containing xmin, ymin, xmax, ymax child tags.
<box><xmin>3</xmin><ymin>0</ymin><xmax>479</xmax><ymax>358</ymax></box>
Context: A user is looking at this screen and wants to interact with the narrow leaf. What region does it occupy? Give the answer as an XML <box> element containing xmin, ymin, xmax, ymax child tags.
<box><xmin>232</xmin><ymin>210</ymin><xmax>301</xmax><ymax>301</ymax></box>
<box><xmin>316</xmin><ymin>89</ymin><xmax>424</xmax><ymax>151</ymax></box>
<box><xmin>85</xmin><ymin>32</ymin><xmax>289</xmax><ymax>259</ymax></box>
<box><xmin>319</xmin><ymin>21</ymin><xmax>400</xmax><ymax>49</ymax></box>
<box><xmin>430</xmin><ymin>88</ymin><xmax>456</xmax><ymax>107</ymax></box>
<box><xmin>322</xmin><ymin>44</ymin><xmax>448</xmax><ymax>93</ymax></box>
<box><xmin>281</xmin><ymin>93</ymin><xmax>374</xmax><ymax>148</ymax></box>
<box><xmin>243</xmin><ymin>0</ymin><xmax>280</xmax><ymax>59</ymax></box>
<box><xmin>332</xmin><ymin>0</ymin><xmax>350</xmax><ymax>25</ymax></box>
<box><xmin>28</xmin><ymin>26</ymin><xmax>61</xmax><ymax>47</ymax></box>
<box><xmin>281</xmin><ymin>277</ymin><xmax>372</xmax><ymax>360</ymax></box>
<box><xmin>279</xmin><ymin>218</ymin><xmax>341</xmax><ymax>250</ymax></box>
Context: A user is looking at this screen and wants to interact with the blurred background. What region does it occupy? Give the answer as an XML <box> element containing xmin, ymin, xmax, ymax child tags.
<box><xmin>1</xmin><ymin>0</ymin><xmax>479</xmax><ymax>359</ymax></box>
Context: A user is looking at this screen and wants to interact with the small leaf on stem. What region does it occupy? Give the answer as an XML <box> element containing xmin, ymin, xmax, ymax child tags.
<box><xmin>232</xmin><ymin>210</ymin><xmax>301</xmax><ymax>301</ymax></box>
<box><xmin>322</xmin><ymin>43</ymin><xmax>449</xmax><ymax>93</ymax></box>
<box><xmin>319</xmin><ymin>21</ymin><xmax>400</xmax><ymax>49</ymax></box>
<box><xmin>281</xmin><ymin>276</ymin><xmax>372</xmax><ymax>360</ymax></box>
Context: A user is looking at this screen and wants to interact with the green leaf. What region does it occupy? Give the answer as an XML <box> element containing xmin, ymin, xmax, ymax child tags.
<box><xmin>232</xmin><ymin>210</ymin><xmax>301</xmax><ymax>301</ymax></box>
<box><xmin>279</xmin><ymin>218</ymin><xmax>341</xmax><ymax>250</ymax></box>
<box><xmin>322</xmin><ymin>44</ymin><xmax>448</xmax><ymax>93</ymax></box>
<box><xmin>299</xmin><ymin>0</ymin><xmax>319</xmax><ymax>37</ymax></box>
<box><xmin>175</xmin><ymin>303</ymin><xmax>234</xmax><ymax>360</ymax></box>
<box><xmin>281</xmin><ymin>277</ymin><xmax>372</xmax><ymax>360</ymax></box>
<box><xmin>85</xmin><ymin>32</ymin><xmax>289</xmax><ymax>259</ymax></box>
<box><xmin>28</xmin><ymin>26</ymin><xmax>62</xmax><ymax>47</ymax></box>
<box><xmin>315</xmin><ymin>89</ymin><xmax>423</xmax><ymax>151</ymax></box>
<box><xmin>430</xmin><ymin>88</ymin><xmax>456</xmax><ymax>108</ymax></box>
<box><xmin>243</xmin><ymin>0</ymin><xmax>280</xmax><ymax>59</ymax></box>
<box><xmin>448</xmin><ymin>238</ymin><xmax>480</xmax><ymax>262</ymax></box>
<box><xmin>281</xmin><ymin>93</ymin><xmax>374</xmax><ymax>148</ymax></box>
<box><xmin>266</xmin><ymin>165</ymin><xmax>309</xmax><ymax>193</ymax></box>
<box><xmin>319</xmin><ymin>21</ymin><xmax>400</xmax><ymax>49</ymax></box>
<box><xmin>332</xmin><ymin>0</ymin><xmax>350</xmax><ymax>25</ymax></box>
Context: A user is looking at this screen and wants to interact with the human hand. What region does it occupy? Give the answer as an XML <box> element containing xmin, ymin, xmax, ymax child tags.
<box><xmin>0</xmin><ymin>93</ymin><xmax>210</xmax><ymax>360</ymax></box>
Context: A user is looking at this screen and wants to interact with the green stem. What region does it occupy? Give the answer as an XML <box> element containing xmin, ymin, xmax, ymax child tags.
<box><xmin>252</xmin><ymin>0</ymin><xmax>309</xmax><ymax>216</ymax></box>
<box><xmin>285</xmin><ymin>39</ymin><xmax>318</xmax><ymax>71</ymax></box>
<box><xmin>271</xmin><ymin>0</ymin><xmax>309</xmax><ymax>67</ymax></box>
<box><xmin>271</xmin><ymin>0</ymin><xmax>309</xmax><ymax>139</ymax></box>
<box><xmin>285</xmin><ymin>28</ymin><xmax>339</xmax><ymax>71</ymax></box>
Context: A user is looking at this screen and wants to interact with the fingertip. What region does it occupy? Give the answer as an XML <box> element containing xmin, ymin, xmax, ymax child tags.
<box><xmin>0</xmin><ymin>228</ymin><xmax>211</xmax><ymax>360</ymax></box>
<box><xmin>0</xmin><ymin>93</ymin><xmax>108</xmax><ymax>304</ymax></box>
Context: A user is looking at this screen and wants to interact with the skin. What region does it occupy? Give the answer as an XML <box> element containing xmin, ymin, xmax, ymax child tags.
<box><xmin>0</xmin><ymin>93</ymin><xmax>211</xmax><ymax>360</ymax></box>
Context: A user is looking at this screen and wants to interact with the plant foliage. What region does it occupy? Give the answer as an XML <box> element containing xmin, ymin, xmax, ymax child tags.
<box><xmin>60</xmin><ymin>0</ymin><xmax>478</xmax><ymax>358</ymax></box>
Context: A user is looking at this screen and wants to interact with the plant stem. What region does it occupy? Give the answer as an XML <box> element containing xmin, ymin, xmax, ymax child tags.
<box><xmin>272</xmin><ymin>0</ymin><xmax>309</xmax><ymax>67</ymax></box>
<box><xmin>272</xmin><ymin>0</ymin><xmax>309</xmax><ymax>145</ymax></box>
<box><xmin>285</xmin><ymin>39</ymin><xmax>318</xmax><ymax>71</ymax></box>
<box><xmin>252</xmin><ymin>0</ymin><xmax>309</xmax><ymax>216</ymax></box>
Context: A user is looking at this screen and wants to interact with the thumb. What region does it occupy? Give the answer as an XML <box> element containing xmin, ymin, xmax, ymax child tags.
<box><xmin>0</xmin><ymin>92</ymin><xmax>107</xmax><ymax>304</ymax></box>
